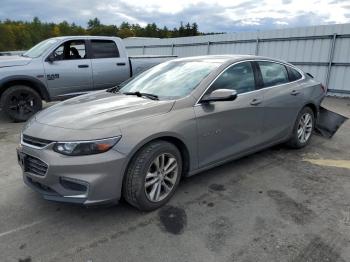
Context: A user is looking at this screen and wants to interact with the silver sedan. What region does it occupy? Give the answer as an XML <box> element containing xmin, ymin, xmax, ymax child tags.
<box><xmin>17</xmin><ymin>55</ymin><xmax>325</xmax><ymax>210</ymax></box>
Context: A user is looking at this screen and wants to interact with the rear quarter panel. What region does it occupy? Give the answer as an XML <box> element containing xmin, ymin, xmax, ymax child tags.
<box><xmin>300</xmin><ymin>76</ymin><xmax>325</xmax><ymax>112</ymax></box>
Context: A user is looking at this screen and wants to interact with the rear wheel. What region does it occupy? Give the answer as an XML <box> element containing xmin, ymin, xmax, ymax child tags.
<box><xmin>0</xmin><ymin>85</ymin><xmax>42</xmax><ymax>122</ymax></box>
<box><xmin>286</xmin><ymin>107</ymin><xmax>314</xmax><ymax>148</ymax></box>
<box><xmin>123</xmin><ymin>141</ymin><xmax>182</xmax><ymax>211</ymax></box>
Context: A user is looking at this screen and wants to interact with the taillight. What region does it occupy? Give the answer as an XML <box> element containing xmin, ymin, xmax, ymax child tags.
<box><xmin>320</xmin><ymin>84</ymin><xmax>327</xmax><ymax>93</ymax></box>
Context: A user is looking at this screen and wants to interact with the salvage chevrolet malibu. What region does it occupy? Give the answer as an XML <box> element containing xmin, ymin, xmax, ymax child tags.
<box><xmin>17</xmin><ymin>55</ymin><xmax>326</xmax><ymax>210</ymax></box>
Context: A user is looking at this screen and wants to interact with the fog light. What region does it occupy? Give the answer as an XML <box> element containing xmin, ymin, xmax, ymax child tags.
<box><xmin>60</xmin><ymin>177</ymin><xmax>88</xmax><ymax>193</ymax></box>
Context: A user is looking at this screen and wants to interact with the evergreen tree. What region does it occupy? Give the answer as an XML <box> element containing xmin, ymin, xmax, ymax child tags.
<box><xmin>87</xmin><ymin>18</ymin><xmax>101</xmax><ymax>29</ymax></box>
<box><xmin>178</xmin><ymin>22</ymin><xmax>185</xmax><ymax>37</ymax></box>
<box><xmin>0</xmin><ymin>18</ymin><xmax>208</xmax><ymax>52</ymax></box>
<box><xmin>192</xmin><ymin>23</ymin><xmax>199</xmax><ymax>36</ymax></box>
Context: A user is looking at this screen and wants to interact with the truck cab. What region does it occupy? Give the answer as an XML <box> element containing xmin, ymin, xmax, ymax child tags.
<box><xmin>0</xmin><ymin>36</ymin><xmax>174</xmax><ymax>122</ymax></box>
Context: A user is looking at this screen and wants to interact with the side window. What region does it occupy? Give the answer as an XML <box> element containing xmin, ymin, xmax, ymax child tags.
<box><xmin>258</xmin><ymin>61</ymin><xmax>289</xmax><ymax>88</ymax></box>
<box><xmin>51</xmin><ymin>40</ymin><xmax>86</xmax><ymax>60</ymax></box>
<box><xmin>91</xmin><ymin>40</ymin><xmax>120</xmax><ymax>59</ymax></box>
<box><xmin>208</xmin><ymin>62</ymin><xmax>256</xmax><ymax>95</ymax></box>
<box><xmin>287</xmin><ymin>66</ymin><xmax>303</xmax><ymax>82</ymax></box>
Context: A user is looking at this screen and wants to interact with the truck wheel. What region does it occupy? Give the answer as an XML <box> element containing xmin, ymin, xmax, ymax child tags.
<box><xmin>123</xmin><ymin>141</ymin><xmax>182</xmax><ymax>211</ymax></box>
<box><xmin>0</xmin><ymin>85</ymin><xmax>42</xmax><ymax>122</ymax></box>
<box><xmin>286</xmin><ymin>107</ymin><xmax>314</xmax><ymax>149</ymax></box>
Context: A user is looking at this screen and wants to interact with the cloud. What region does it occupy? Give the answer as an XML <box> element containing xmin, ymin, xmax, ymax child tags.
<box><xmin>0</xmin><ymin>0</ymin><xmax>349</xmax><ymax>32</ymax></box>
<box><xmin>329</xmin><ymin>0</ymin><xmax>349</xmax><ymax>4</ymax></box>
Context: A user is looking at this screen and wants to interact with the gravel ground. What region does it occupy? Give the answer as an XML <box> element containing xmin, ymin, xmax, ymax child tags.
<box><xmin>0</xmin><ymin>97</ymin><xmax>349</xmax><ymax>262</ymax></box>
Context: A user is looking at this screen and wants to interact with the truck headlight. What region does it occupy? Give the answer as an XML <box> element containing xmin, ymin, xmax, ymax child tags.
<box><xmin>53</xmin><ymin>136</ymin><xmax>121</xmax><ymax>156</ymax></box>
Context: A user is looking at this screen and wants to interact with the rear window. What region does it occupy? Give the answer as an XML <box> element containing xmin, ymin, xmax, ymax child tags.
<box><xmin>91</xmin><ymin>40</ymin><xmax>120</xmax><ymax>58</ymax></box>
<box><xmin>287</xmin><ymin>66</ymin><xmax>303</xmax><ymax>81</ymax></box>
<box><xmin>258</xmin><ymin>61</ymin><xmax>289</xmax><ymax>88</ymax></box>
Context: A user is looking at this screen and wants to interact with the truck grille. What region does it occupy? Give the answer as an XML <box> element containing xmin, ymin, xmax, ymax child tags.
<box><xmin>22</xmin><ymin>135</ymin><xmax>53</xmax><ymax>148</ymax></box>
<box><xmin>24</xmin><ymin>155</ymin><xmax>48</xmax><ymax>176</ymax></box>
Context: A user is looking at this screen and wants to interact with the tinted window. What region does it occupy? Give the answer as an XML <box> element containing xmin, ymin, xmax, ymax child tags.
<box><xmin>91</xmin><ymin>40</ymin><xmax>119</xmax><ymax>58</ymax></box>
<box><xmin>258</xmin><ymin>61</ymin><xmax>289</xmax><ymax>88</ymax></box>
<box><xmin>287</xmin><ymin>66</ymin><xmax>303</xmax><ymax>81</ymax></box>
<box><xmin>209</xmin><ymin>62</ymin><xmax>255</xmax><ymax>94</ymax></box>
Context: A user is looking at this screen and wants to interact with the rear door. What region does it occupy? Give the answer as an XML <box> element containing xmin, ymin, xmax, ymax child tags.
<box><xmin>89</xmin><ymin>39</ymin><xmax>129</xmax><ymax>90</ymax></box>
<box><xmin>255</xmin><ymin>61</ymin><xmax>305</xmax><ymax>143</ymax></box>
<box><xmin>43</xmin><ymin>39</ymin><xmax>93</xmax><ymax>99</ymax></box>
<box><xmin>194</xmin><ymin>61</ymin><xmax>266</xmax><ymax>168</ymax></box>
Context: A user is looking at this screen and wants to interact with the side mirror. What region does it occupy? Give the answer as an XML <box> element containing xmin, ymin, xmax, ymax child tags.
<box><xmin>46</xmin><ymin>53</ymin><xmax>55</xmax><ymax>63</ymax></box>
<box><xmin>201</xmin><ymin>89</ymin><xmax>238</xmax><ymax>103</ymax></box>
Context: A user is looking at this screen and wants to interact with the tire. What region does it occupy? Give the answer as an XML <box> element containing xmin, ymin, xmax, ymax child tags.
<box><xmin>123</xmin><ymin>140</ymin><xmax>182</xmax><ymax>211</ymax></box>
<box><xmin>0</xmin><ymin>85</ymin><xmax>42</xmax><ymax>122</ymax></box>
<box><xmin>286</xmin><ymin>107</ymin><xmax>315</xmax><ymax>149</ymax></box>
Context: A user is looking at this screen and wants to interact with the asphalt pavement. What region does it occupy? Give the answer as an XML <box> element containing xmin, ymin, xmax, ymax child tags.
<box><xmin>0</xmin><ymin>97</ymin><xmax>349</xmax><ymax>262</ymax></box>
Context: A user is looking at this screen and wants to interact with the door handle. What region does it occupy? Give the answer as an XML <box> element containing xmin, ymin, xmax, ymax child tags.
<box><xmin>116</xmin><ymin>62</ymin><xmax>126</xmax><ymax>66</ymax></box>
<box><xmin>250</xmin><ymin>98</ymin><xmax>262</xmax><ymax>106</ymax></box>
<box><xmin>290</xmin><ymin>90</ymin><xmax>300</xmax><ymax>96</ymax></box>
<box><xmin>78</xmin><ymin>64</ymin><xmax>89</xmax><ymax>68</ymax></box>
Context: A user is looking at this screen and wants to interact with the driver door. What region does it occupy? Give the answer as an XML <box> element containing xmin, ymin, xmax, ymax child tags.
<box><xmin>43</xmin><ymin>40</ymin><xmax>93</xmax><ymax>99</ymax></box>
<box><xmin>194</xmin><ymin>61</ymin><xmax>266</xmax><ymax>168</ymax></box>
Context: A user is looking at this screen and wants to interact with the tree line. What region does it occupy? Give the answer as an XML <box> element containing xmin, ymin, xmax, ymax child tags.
<box><xmin>0</xmin><ymin>17</ymin><xmax>208</xmax><ymax>52</ymax></box>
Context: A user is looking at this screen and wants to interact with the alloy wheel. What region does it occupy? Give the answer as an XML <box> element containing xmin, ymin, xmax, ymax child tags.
<box><xmin>297</xmin><ymin>112</ymin><xmax>313</xmax><ymax>143</ymax></box>
<box><xmin>8</xmin><ymin>92</ymin><xmax>36</xmax><ymax>119</ymax></box>
<box><xmin>144</xmin><ymin>153</ymin><xmax>178</xmax><ymax>202</ymax></box>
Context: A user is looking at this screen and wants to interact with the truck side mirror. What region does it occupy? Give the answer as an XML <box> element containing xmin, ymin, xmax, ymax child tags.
<box><xmin>46</xmin><ymin>53</ymin><xmax>55</xmax><ymax>63</ymax></box>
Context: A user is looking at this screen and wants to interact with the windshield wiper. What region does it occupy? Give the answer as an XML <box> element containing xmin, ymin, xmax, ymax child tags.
<box><xmin>123</xmin><ymin>91</ymin><xmax>159</xmax><ymax>100</ymax></box>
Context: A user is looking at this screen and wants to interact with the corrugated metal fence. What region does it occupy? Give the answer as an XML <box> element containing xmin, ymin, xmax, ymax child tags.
<box><xmin>124</xmin><ymin>23</ymin><xmax>350</xmax><ymax>96</ymax></box>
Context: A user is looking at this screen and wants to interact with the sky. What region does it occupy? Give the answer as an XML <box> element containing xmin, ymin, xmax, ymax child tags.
<box><xmin>0</xmin><ymin>0</ymin><xmax>350</xmax><ymax>32</ymax></box>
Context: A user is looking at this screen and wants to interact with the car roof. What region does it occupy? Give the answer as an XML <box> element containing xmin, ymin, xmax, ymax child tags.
<box><xmin>51</xmin><ymin>36</ymin><xmax>120</xmax><ymax>40</ymax></box>
<box><xmin>172</xmin><ymin>55</ymin><xmax>251</xmax><ymax>63</ymax></box>
<box><xmin>172</xmin><ymin>55</ymin><xmax>295</xmax><ymax>68</ymax></box>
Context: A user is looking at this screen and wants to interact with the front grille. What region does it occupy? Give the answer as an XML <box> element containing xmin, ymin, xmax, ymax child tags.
<box><xmin>24</xmin><ymin>155</ymin><xmax>48</xmax><ymax>176</ymax></box>
<box><xmin>22</xmin><ymin>135</ymin><xmax>53</xmax><ymax>148</ymax></box>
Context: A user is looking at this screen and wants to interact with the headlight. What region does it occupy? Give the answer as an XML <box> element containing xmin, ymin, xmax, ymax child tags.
<box><xmin>53</xmin><ymin>136</ymin><xmax>121</xmax><ymax>156</ymax></box>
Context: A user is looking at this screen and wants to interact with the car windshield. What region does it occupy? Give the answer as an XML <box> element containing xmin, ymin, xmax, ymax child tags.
<box><xmin>22</xmin><ymin>39</ymin><xmax>59</xmax><ymax>58</ymax></box>
<box><xmin>119</xmin><ymin>60</ymin><xmax>220</xmax><ymax>99</ymax></box>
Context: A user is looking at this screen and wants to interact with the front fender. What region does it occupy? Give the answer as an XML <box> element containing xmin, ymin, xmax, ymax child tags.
<box><xmin>0</xmin><ymin>75</ymin><xmax>51</xmax><ymax>101</ymax></box>
<box><xmin>121</xmin><ymin>131</ymin><xmax>190</xmax><ymax>158</ymax></box>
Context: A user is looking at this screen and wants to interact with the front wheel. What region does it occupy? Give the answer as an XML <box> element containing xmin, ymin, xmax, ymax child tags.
<box><xmin>286</xmin><ymin>107</ymin><xmax>315</xmax><ymax>149</ymax></box>
<box><xmin>123</xmin><ymin>141</ymin><xmax>182</xmax><ymax>211</ymax></box>
<box><xmin>1</xmin><ymin>85</ymin><xmax>42</xmax><ymax>122</ymax></box>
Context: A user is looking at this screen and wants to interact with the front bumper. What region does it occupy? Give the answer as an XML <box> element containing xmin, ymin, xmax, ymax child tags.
<box><xmin>17</xmin><ymin>143</ymin><xmax>127</xmax><ymax>206</ymax></box>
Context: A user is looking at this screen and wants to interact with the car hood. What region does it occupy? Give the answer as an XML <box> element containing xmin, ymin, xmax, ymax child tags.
<box><xmin>34</xmin><ymin>91</ymin><xmax>175</xmax><ymax>130</ymax></box>
<box><xmin>0</xmin><ymin>55</ymin><xmax>32</xmax><ymax>68</ymax></box>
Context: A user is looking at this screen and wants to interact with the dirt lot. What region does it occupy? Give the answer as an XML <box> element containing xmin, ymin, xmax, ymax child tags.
<box><xmin>0</xmin><ymin>97</ymin><xmax>349</xmax><ymax>262</ymax></box>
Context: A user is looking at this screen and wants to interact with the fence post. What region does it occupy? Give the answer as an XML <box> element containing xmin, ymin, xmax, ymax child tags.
<box><xmin>207</xmin><ymin>41</ymin><xmax>211</xmax><ymax>55</ymax></box>
<box><xmin>325</xmin><ymin>33</ymin><xmax>337</xmax><ymax>89</ymax></box>
<box><xmin>171</xmin><ymin>44</ymin><xmax>175</xmax><ymax>56</ymax></box>
<box><xmin>255</xmin><ymin>38</ymin><xmax>260</xmax><ymax>55</ymax></box>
